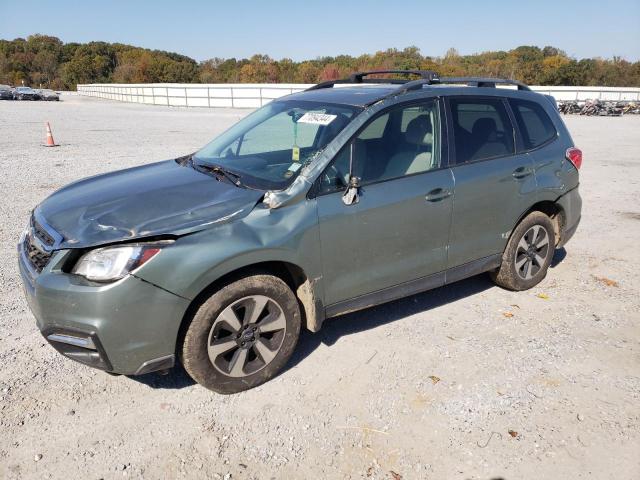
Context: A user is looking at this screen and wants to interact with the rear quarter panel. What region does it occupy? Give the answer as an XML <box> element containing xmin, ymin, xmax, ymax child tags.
<box><xmin>529</xmin><ymin>97</ymin><xmax>580</xmax><ymax>202</ymax></box>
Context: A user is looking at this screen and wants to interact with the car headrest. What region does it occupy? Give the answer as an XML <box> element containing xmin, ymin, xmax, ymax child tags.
<box><xmin>405</xmin><ymin>115</ymin><xmax>433</xmax><ymax>146</ymax></box>
<box><xmin>471</xmin><ymin>118</ymin><xmax>498</xmax><ymax>141</ymax></box>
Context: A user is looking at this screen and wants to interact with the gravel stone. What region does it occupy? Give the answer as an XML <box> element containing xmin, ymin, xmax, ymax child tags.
<box><xmin>0</xmin><ymin>95</ymin><xmax>638</xmax><ymax>479</ymax></box>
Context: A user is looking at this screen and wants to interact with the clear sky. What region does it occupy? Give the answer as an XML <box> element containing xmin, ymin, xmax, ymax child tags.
<box><xmin>1</xmin><ymin>0</ymin><xmax>639</xmax><ymax>61</ymax></box>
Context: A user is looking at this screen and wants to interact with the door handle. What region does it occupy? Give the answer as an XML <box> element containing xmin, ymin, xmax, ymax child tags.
<box><xmin>425</xmin><ymin>188</ymin><xmax>452</xmax><ymax>202</ymax></box>
<box><xmin>512</xmin><ymin>166</ymin><xmax>533</xmax><ymax>179</ymax></box>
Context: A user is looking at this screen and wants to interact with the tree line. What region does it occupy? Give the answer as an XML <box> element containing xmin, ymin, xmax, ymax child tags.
<box><xmin>1</xmin><ymin>35</ymin><xmax>638</xmax><ymax>89</ymax></box>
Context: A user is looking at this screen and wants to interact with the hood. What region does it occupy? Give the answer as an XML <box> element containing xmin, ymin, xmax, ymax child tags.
<box><xmin>36</xmin><ymin>159</ymin><xmax>264</xmax><ymax>250</ymax></box>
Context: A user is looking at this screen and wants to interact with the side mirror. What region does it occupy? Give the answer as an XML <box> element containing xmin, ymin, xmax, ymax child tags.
<box><xmin>342</xmin><ymin>176</ymin><xmax>361</xmax><ymax>206</ymax></box>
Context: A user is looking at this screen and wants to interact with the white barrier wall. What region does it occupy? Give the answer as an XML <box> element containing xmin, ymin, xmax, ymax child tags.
<box><xmin>529</xmin><ymin>86</ymin><xmax>640</xmax><ymax>101</ymax></box>
<box><xmin>76</xmin><ymin>83</ymin><xmax>314</xmax><ymax>108</ymax></box>
<box><xmin>77</xmin><ymin>83</ymin><xmax>640</xmax><ymax>108</ymax></box>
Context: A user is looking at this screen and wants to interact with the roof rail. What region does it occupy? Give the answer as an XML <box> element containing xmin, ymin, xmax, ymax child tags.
<box><xmin>348</xmin><ymin>70</ymin><xmax>439</xmax><ymax>83</ymax></box>
<box><xmin>306</xmin><ymin>70</ymin><xmax>440</xmax><ymax>91</ymax></box>
<box><xmin>366</xmin><ymin>75</ymin><xmax>532</xmax><ymax>106</ymax></box>
<box><xmin>305</xmin><ymin>70</ymin><xmax>532</xmax><ymax>100</ymax></box>
<box><xmin>437</xmin><ymin>77</ymin><xmax>532</xmax><ymax>91</ymax></box>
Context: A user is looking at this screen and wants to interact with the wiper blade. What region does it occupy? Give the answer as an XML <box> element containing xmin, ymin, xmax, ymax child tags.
<box><xmin>197</xmin><ymin>163</ymin><xmax>244</xmax><ymax>187</ymax></box>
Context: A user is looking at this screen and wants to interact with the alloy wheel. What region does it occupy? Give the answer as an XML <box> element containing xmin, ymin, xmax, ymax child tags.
<box><xmin>514</xmin><ymin>225</ymin><xmax>550</xmax><ymax>280</ymax></box>
<box><xmin>207</xmin><ymin>295</ymin><xmax>287</xmax><ymax>378</ymax></box>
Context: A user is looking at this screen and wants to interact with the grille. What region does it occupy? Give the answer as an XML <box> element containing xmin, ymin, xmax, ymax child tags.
<box><xmin>23</xmin><ymin>235</ymin><xmax>52</xmax><ymax>273</ymax></box>
<box><xmin>31</xmin><ymin>217</ymin><xmax>55</xmax><ymax>246</ymax></box>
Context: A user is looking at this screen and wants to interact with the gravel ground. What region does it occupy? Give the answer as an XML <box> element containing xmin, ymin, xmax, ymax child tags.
<box><xmin>0</xmin><ymin>95</ymin><xmax>639</xmax><ymax>480</ymax></box>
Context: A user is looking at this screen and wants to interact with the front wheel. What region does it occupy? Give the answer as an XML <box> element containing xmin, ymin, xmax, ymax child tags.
<box><xmin>490</xmin><ymin>211</ymin><xmax>555</xmax><ymax>291</ymax></box>
<box><xmin>181</xmin><ymin>274</ymin><xmax>301</xmax><ymax>394</ymax></box>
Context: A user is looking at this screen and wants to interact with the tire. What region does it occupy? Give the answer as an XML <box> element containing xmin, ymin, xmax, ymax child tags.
<box><xmin>181</xmin><ymin>274</ymin><xmax>301</xmax><ymax>394</ymax></box>
<box><xmin>490</xmin><ymin>211</ymin><xmax>555</xmax><ymax>291</ymax></box>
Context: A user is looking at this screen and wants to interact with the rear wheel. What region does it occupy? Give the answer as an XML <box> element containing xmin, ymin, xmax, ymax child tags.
<box><xmin>491</xmin><ymin>211</ymin><xmax>555</xmax><ymax>291</ymax></box>
<box><xmin>181</xmin><ymin>274</ymin><xmax>301</xmax><ymax>394</ymax></box>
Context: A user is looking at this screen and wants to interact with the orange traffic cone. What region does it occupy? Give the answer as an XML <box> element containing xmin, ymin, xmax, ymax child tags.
<box><xmin>44</xmin><ymin>122</ymin><xmax>58</xmax><ymax>147</ymax></box>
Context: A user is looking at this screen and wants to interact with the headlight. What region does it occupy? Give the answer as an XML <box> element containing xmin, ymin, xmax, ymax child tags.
<box><xmin>19</xmin><ymin>218</ymin><xmax>30</xmax><ymax>244</ymax></box>
<box><xmin>72</xmin><ymin>243</ymin><xmax>169</xmax><ymax>282</ymax></box>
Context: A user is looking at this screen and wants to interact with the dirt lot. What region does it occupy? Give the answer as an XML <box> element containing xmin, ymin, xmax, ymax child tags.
<box><xmin>0</xmin><ymin>95</ymin><xmax>639</xmax><ymax>480</ymax></box>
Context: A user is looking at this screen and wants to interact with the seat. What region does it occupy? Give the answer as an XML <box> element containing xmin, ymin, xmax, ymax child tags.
<box><xmin>383</xmin><ymin>115</ymin><xmax>434</xmax><ymax>179</ymax></box>
<box><xmin>470</xmin><ymin>118</ymin><xmax>508</xmax><ymax>160</ymax></box>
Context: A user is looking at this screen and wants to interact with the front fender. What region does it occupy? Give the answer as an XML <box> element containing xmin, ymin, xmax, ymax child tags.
<box><xmin>134</xmin><ymin>198</ymin><xmax>324</xmax><ymax>310</ymax></box>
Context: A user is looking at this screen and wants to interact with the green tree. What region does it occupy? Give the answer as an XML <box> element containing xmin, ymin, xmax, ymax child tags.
<box><xmin>0</xmin><ymin>35</ymin><xmax>638</xmax><ymax>88</ymax></box>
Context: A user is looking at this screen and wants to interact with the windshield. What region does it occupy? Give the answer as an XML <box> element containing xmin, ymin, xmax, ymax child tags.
<box><xmin>193</xmin><ymin>100</ymin><xmax>360</xmax><ymax>190</ymax></box>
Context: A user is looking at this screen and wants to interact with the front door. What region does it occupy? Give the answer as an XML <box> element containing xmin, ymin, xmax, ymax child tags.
<box><xmin>314</xmin><ymin>99</ymin><xmax>454</xmax><ymax>308</ymax></box>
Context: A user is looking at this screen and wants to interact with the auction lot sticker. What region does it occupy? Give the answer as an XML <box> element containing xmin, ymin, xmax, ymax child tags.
<box><xmin>298</xmin><ymin>112</ymin><xmax>337</xmax><ymax>125</ymax></box>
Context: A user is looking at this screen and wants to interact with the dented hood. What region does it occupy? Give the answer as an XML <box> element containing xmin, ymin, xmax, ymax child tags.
<box><xmin>36</xmin><ymin>159</ymin><xmax>264</xmax><ymax>249</ymax></box>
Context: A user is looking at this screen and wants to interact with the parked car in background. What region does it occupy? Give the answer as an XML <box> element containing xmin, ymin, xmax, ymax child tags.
<box><xmin>19</xmin><ymin>70</ymin><xmax>582</xmax><ymax>394</ymax></box>
<box><xmin>14</xmin><ymin>86</ymin><xmax>40</xmax><ymax>100</ymax></box>
<box><xmin>38</xmin><ymin>89</ymin><xmax>60</xmax><ymax>101</ymax></box>
<box><xmin>0</xmin><ymin>85</ymin><xmax>15</xmax><ymax>100</ymax></box>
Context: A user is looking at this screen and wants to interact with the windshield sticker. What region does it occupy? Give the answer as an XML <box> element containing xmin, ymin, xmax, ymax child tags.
<box><xmin>297</xmin><ymin>112</ymin><xmax>337</xmax><ymax>126</ymax></box>
<box><xmin>292</xmin><ymin>145</ymin><xmax>300</xmax><ymax>161</ymax></box>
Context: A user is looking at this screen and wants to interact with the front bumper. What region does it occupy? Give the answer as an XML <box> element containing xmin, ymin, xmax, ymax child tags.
<box><xmin>18</xmin><ymin>242</ymin><xmax>191</xmax><ymax>375</ymax></box>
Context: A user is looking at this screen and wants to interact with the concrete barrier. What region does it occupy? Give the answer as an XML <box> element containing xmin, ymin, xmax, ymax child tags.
<box><xmin>77</xmin><ymin>83</ymin><xmax>313</xmax><ymax>108</ymax></box>
<box><xmin>529</xmin><ymin>86</ymin><xmax>640</xmax><ymax>101</ymax></box>
<box><xmin>77</xmin><ymin>83</ymin><xmax>640</xmax><ymax>108</ymax></box>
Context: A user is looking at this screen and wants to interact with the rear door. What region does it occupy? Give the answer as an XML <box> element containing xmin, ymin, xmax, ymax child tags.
<box><xmin>314</xmin><ymin>99</ymin><xmax>454</xmax><ymax>308</ymax></box>
<box><xmin>446</xmin><ymin>96</ymin><xmax>537</xmax><ymax>269</ymax></box>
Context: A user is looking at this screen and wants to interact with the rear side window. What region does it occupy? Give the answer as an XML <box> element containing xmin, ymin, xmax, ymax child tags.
<box><xmin>509</xmin><ymin>99</ymin><xmax>557</xmax><ymax>150</ymax></box>
<box><xmin>449</xmin><ymin>98</ymin><xmax>515</xmax><ymax>164</ymax></box>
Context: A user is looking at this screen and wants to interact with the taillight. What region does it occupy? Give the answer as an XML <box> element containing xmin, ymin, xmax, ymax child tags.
<box><xmin>566</xmin><ymin>147</ymin><xmax>582</xmax><ymax>170</ymax></box>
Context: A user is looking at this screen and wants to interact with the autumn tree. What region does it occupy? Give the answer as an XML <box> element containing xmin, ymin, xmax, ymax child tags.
<box><xmin>0</xmin><ymin>35</ymin><xmax>638</xmax><ymax>88</ymax></box>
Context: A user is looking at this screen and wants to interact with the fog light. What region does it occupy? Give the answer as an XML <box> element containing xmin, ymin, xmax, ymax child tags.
<box><xmin>47</xmin><ymin>333</ymin><xmax>96</xmax><ymax>350</ymax></box>
<box><xmin>44</xmin><ymin>329</ymin><xmax>112</xmax><ymax>371</ymax></box>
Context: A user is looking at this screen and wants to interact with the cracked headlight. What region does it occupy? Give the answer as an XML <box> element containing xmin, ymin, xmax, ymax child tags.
<box><xmin>72</xmin><ymin>243</ymin><xmax>169</xmax><ymax>282</ymax></box>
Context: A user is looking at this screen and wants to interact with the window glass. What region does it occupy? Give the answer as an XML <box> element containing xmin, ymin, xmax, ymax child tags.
<box><xmin>317</xmin><ymin>144</ymin><xmax>351</xmax><ymax>193</ymax></box>
<box><xmin>509</xmin><ymin>99</ymin><xmax>557</xmax><ymax>150</ymax></box>
<box><xmin>358</xmin><ymin>113</ymin><xmax>388</xmax><ymax>139</ymax></box>
<box><xmin>401</xmin><ymin>106</ymin><xmax>426</xmax><ymax>132</ymax></box>
<box><xmin>317</xmin><ymin>101</ymin><xmax>440</xmax><ymax>194</ymax></box>
<box><xmin>195</xmin><ymin>100</ymin><xmax>359</xmax><ymax>190</ymax></box>
<box><xmin>239</xmin><ymin>110</ymin><xmax>319</xmax><ymax>155</ymax></box>
<box><xmin>450</xmin><ymin>98</ymin><xmax>515</xmax><ymax>164</ymax></box>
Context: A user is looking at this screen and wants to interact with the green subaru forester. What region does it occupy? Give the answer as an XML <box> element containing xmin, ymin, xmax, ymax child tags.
<box><xmin>19</xmin><ymin>71</ymin><xmax>582</xmax><ymax>393</ymax></box>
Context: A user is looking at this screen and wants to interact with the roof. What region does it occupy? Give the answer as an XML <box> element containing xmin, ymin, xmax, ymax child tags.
<box><xmin>279</xmin><ymin>71</ymin><xmax>536</xmax><ymax>108</ymax></box>
<box><xmin>280</xmin><ymin>85</ymin><xmax>399</xmax><ymax>107</ymax></box>
<box><xmin>280</xmin><ymin>84</ymin><xmax>541</xmax><ymax>108</ymax></box>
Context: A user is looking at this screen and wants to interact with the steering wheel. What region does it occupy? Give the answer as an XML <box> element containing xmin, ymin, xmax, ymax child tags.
<box><xmin>322</xmin><ymin>165</ymin><xmax>347</xmax><ymax>189</ymax></box>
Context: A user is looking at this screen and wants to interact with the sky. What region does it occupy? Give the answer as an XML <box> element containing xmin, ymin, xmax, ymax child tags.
<box><xmin>1</xmin><ymin>0</ymin><xmax>639</xmax><ymax>61</ymax></box>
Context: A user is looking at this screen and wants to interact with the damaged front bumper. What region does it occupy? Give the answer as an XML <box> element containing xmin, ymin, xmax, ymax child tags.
<box><xmin>18</xmin><ymin>240</ymin><xmax>191</xmax><ymax>375</ymax></box>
